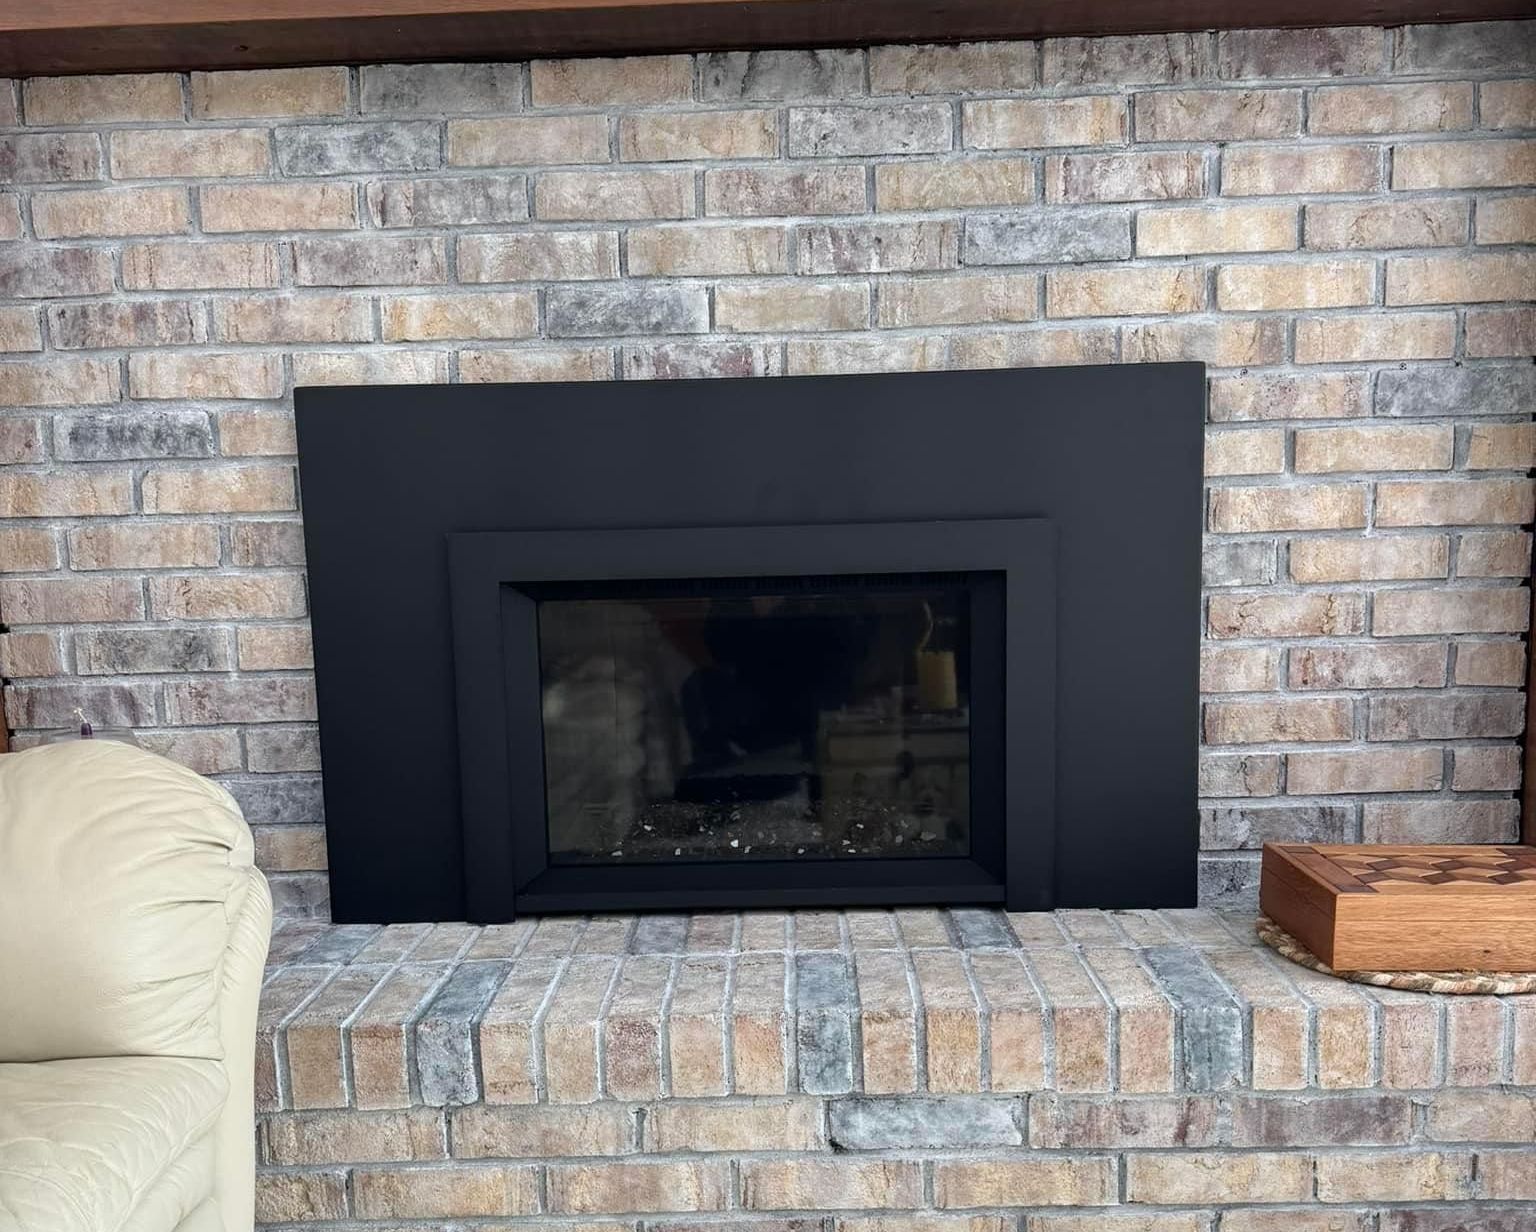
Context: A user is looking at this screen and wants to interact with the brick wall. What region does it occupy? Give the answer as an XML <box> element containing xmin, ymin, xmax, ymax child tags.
<box><xmin>0</xmin><ymin>22</ymin><xmax>1531</xmax><ymax>916</ymax></box>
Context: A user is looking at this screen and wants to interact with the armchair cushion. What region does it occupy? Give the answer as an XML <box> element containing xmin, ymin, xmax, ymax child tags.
<box><xmin>0</xmin><ymin>742</ymin><xmax>256</xmax><ymax>1063</ymax></box>
<box><xmin>0</xmin><ymin>1055</ymin><xmax>226</xmax><ymax>1232</ymax></box>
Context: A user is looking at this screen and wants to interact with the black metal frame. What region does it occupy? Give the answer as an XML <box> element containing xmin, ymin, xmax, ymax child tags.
<box><xmin>448</xmin><ymin>519</ymin><xmax>1054</xmax><ymax>920</ymax></box>
<box><xmin>296</xmin><ymin>364</ymin><xmax>1205</xmax><ymax>922</ymax></box>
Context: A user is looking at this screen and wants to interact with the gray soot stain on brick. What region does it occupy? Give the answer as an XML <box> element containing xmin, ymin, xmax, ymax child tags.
<box><xmin>964</xmin><ymin>210</ymin><xmax>1134</xmax><ymax>264</ymax></box>
<box><xmin>701</xmin><ymin>50</ymin><xmax>866</xmax><ymax>101</ymax></box>
<box><xmin>630</xmin><ymin>914</ymin><xmax>690</xmax><ymax>954</ymax></box>
<box><xmin>57</xmin><ymin>410</ymin><xmax>214</xmax><ymax>461</ymax></box>
<box><xmin>1142</xmin><ymin>945</ymin><xmax>1244</xmax><ymax>1090</ymax></box>
<box><xmin>224</xmin><ymin>775</ymin><xmax>326</xmax><ymax>827</ymax></box>
<box><xmin>276</xmin><ymin>122</ymin><xmax>442</xmax><ymax>176</ymax></box>
<box><xmin>950</xmin><ymin>908</ymin><xmax>1020</xmax><ymax>949</ymax></box>
<box><xmin>415</xmin><ymin>961</ymin><xmax>509</xmax><ymax>1106</ymax></box>
<box><xmin>1375</xmin><ymin>364</ymin><xmax>1536</xmax><ymax>418</ymax></box>
<box><xmin>795</xmin><ymin>952</ymin><xmax>856</xmax><ymax>1094</ymax></box>
<box><xmin>829</xmin><ymin>1095</ymin><xmax>1025</xmax><ymax>1149</ymax></box>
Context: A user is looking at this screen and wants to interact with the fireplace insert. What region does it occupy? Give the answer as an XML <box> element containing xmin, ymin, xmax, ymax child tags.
<box><xmin>295</xmin><ymin>363</ymin><xmax>1204</xmax><ymax>922</ymax></box>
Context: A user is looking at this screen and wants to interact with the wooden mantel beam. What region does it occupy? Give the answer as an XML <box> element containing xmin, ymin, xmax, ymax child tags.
<box><xmin>0</xmin><ymin>0</ymin><xmax>1528</xmax><ymax>77</ymax></box>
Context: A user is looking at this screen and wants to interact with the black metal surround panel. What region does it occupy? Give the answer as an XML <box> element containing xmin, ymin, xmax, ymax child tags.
<box><xmin>295</xmin><ymin>364</ymin><xmax>1205</xmax><ymax>923</ymax></box>
<box><xmin>447</xmin><ymin>520</ymin><xmax>1052</xmax><ymax>919</ymax></box>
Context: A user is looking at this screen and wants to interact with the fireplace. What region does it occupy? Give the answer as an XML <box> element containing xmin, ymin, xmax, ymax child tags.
<box><xmin>296</xmin><ymin>363</ymin><xmax>1204</xmax><ymax>922</ymax></box>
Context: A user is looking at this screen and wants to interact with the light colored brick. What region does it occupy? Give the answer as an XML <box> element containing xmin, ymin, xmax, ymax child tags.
<box><xmin>0</xmin><ymin>631</ymin><xmax>63</xmax><ymax>678</ymax></box>
<box><xmin>716</xmin><ymin>281</ymin><xmax>868</xmax><ymax>332</ymax></box>
<box><xmin>0</xmin><ymin>358</ymin><xmax>118</xmax><ymax>406</ymax></box>
<box><xmin>1222</xmin><ymin>144</ymin><xmax>1381</xmax><ymax>195</ymax></box>
<box><xmin>291</xmin><ymin>350</ymin><xmax>448</xmax><ymax>386</ymax></box>
<box><xmin>532</xmin><ymin>55</ymin><xmax>692</xmax><ymax>105</ymax></box>
<box><xmin>1478</xmin><ymin>196</ymin><xmax>1536</xmax><ymax>245</ymax></box>
<box><xmin>1395</xmin><ymin>139</ymin><xmax>1535</xmax><ymax>189</ymax></box>
<box><xmin>549</xmin><ymin>1161</ymin><xmax>729</xmax><ymax>1214</ymax></box>
<box><xmin>1467</xmin><ymin>422</ymin><xmax>1536</xmax><ymax>471</ymax></box>
<box><xmin>1453</xmin><ymin>744</ymin><xmax>1522</xmax><ymax>791</ymax></box>
<box><xmin>878</xmin><ymin>273</ymin><xmax>1036</xmax><ymax>327</ymax></box>
<box><xmin>122</xmin><ymin>241</ymin><xmax>279</xmax><ymax>290</ymax></box>
<box><xmin>32</xmin><ymin>187</ymin><xmax>189</xmax><ymax>239</ymax></box>
<box><xmin>459</xmin><ymin>232</ymin><xmax>619</xmax><ymax>282</ymax></box>
<box><xmin>0</xmin><ymin>577</ymin><xmax>143</xmax><ymax>623</ymax></box>
<box><xmin>0</xmin><ymin>527</ymin><xmax>58</xmax><ymax>572</ymax></box>
<box><xmin>742</xmin><ymin>1160</ymin><xmax>923</xmax><ymax>1210</ymax></box>
<box><xmin>1305</xmin><ymin>198</ymin><xmax>1467</xmax><ymax>249</ymax></box>
<box><xmin>1289</xmin><ymin>535</ymin><xmax>1448</xmax><ymax>582</ymax></box>
<box><xmin>1309</xmin><ymin>82</ymin><xmax>1474</xmax><ymax>135</ymax></box>
<box><xmin>1123</xmin><ymin>319</ymin><xmax>1285</xmax><ymax>367</ymax></box>
<box><xmin>536</xmin><ymin>170</ymin><xmax>693</xmax><ymax>221</ymax></box>
<box><xmin>460</xmin><ymin>346</ymin><xmax>614</xmax><ymax>383</ymax></box>
<box><xmin>620</xmin><ymin>111</ymin><xmax>778</xmax><ymax>161</ymax></box>
<box><xmin>1482</xmin><ymin>78</ymin><xmax>1536</xmax><ymax>129</ymax></box>
<box><xmin>788</xmin><ymin>336</ymin><xmax>946</xmax><ymax>375</ymax></box>
<box><xmin>141</xmin><ymin>465</ymin><xmax>293</xmax><ymax>514</ymax></box>
<box><xmin>626</xmin><ymin>225</ymin><xmax>787</xmax><ymax>276</ymax></box>
<box><xmin>1295</xmin><ymin>312</ymin><xmax>1456</xmax><ymax>363</ymax></box>
<box><xmin>25</xmin><ymin>73</ymin><xmax>182</xmax><ymax>124</ymax></box>
<box><xmin>1201</xmin><ymin>751</ymin><xmax>1283</xmax><ymax>796</ymax></box>
<box><xmin>1369</xmin><ymin>691</ymin><xmax>1524</xmax><ymax>741</ymax></box>
<box><xmin>190</xmin><ymin>68</ymin><xmax>348</xmax><ymax>119</ymax></box>
<box><xmin>1137</xmin><ymin>204</ymin><xmax>1296</xmax><ymax>256</ymax></box>
<box><xmin>1046</xmin><ymin>150</ymin><xmax>1204</xmax><ymax>202</ymax></box>
<box><xmin>215</xmin><ymin>409</ymin><xmax>293</xmax><ymax>457</ymax></box>
<box><xmin>213</xmin><ymin>293</ymin><xmax>372</xmax><ymax>344</ymax></box>
<box><xmin>449</xmin><ymin>115</ymin><xmax>611</xmax><ymax>166</ymax></box>
<box><xmin>1291</xmin><ymin>642</ymin><xmax>1447</xmax><ymax>689</ymax></box>
<box><xmin>1046</xmin><ymin>266</ymin><xmax>1203</xmax><ymax>317</ymax></box>
<box><xmin>1377</xmin><ymin>478</ymin><xmax>1535</xmax><ymax>527</ymax></box>
<box><xmin>1315</xmin><ymin>1151</ymin><xmax>1474</xmax><ymax>1203</ymax></box>
<box><xmin>381</xmin><ymin>292</ymin><xmax>537</xmax><ymax>341</ymax></box>
<box><xmin>1204</xmin><ymin>429</ymin><xmax>1284</xmax><ymax>476</ymax></box>
<box><xmin>353</xmin><ymin>1164</ymin><xmax>539</xmax><ymax>1218</ymax></box>
<box><xmin>706</xmin><ymin>166</ymin><xmax>868</xmax><ymax>216</ymax></box>
<box><xmin>238</xmin><ymin>625</ymin><xmax>314</xmax><ymax>671</ymax></box>
<box><xmin>870</xmin><ymin>41</ymin><xmax>1035</xmax><ymax>93</ymax></box>
<box><xmin>1455</xmin><ymin>639</ymin><xmax>1526</xmax><ymax>686</ymax></box>
<box><xmin>0</xmin><ymin>417</ymin><xmax>43</xmax><ymax>464</ymax></box>
<box><xmin>1200</xmin><ymin>646</ymin><xmax>1279</xmax><ymax>692</ymax></box>
<box><xmin>0</xmin><ymin>307</ymin><xmax>42</xmax><ymax>352</ymax></box>
<box><xmin>1126</xmin><ymin>1153</ymin><xmax>1311</xmax><ymax>1204</ymax></box>
<box><xmin>452</xmin><ymin>1103</ymin><xmax>632</xmax><ymax>1157</ymax></box>
<box><xmin>0</xmin><ymin>472</ymin><xmax>132</xmax><ymax>518</ymax></box>
<box><xmin>1208</xmin><ymin>485</ymin><xmax>1366</xmax><ymax>532</ymax></box>
<box><xmin>1208</xmin><ymin>593</ymin><xmax>1365</xmax><ymax>638</ymax></box>
<box><xmin>200</xmin><ymin>183</ymin><xmax>357</xmax><ymax>233</ymax></box>
<box><xmin>151</xmin><ymin>575</ymin><xmax>305</xmax><ymax>623</ymax></box>
<box><xmin>253</xmin><ymin>825</ymin><xmax>328</xmax><ymax>872</ymax></box>
<box><xmin>788</xmin><ymin>104</ymin><xmax>952</xmax><ymax>158</ymax></box>
<box><xmin>965</xmin><ymin>97</ymin><xmax>1124</xmax><ymax>149</ymax></box>
<box><xmin>1373</xmin><ymin>588</ymin><xmax>1529</xmax><ymax>635</ymax></box>
<box><xmin>129</xmin><ymin>353</ymin><xmax>283</xmax><ymax>400</ymax></box>
<box><xmin>1457</xmin><ymin>529</ymin><xmax>1532</xmax><ymax>577</ymax></box>
<box><xmin>255</xmin><ymin>1172</ymin><xmax>347</xmax><ymax>1223</ymax></box>
<box><xmin>1467</xmin><ymin>306</ymin><xmax>1536</xmax><ymax>357</ymax></box>
<box><xmin>68</xmin><ymin>523</ymin><xmax>220</xmax><ymax>570</ymax></box>
<box><xmin>1205</xmin><ymin>697</ymin><xmax>1354</xmax><ymax>744</ymax></box>
<box><xmin>1217</xmin><ymin>259</ymin><xmax>1373</xmax><ymax>310</ymax></box>
<box><xmin>1287</xmin><ymin>748</ymin><xmax>1444</xmax><ymax>794</ymax></box>
<box><xmin>1138</xmin><ymin>89</ymin><xmax>1301</xmax><ymax>141</ymax></box>
<box><xmin>875</xmin><ymin>158</ymin><xmax>1033</xmax><ymax>210</ymax></box>
<box><xmin>1295</xmin><ymin>424</ymin><xmax>1453</xmax><ymax>473</ymax></box>
<box><xmin>367</xmin><ymin>176</ymin><xmax>528</xmax><ymax>228</ymax></box>
<box><xmin>933</xmin><ymin>1159</ymin><xmax>1115</xmax><ymax>1208</ymax></box>
<box><xmin>111</xmin><ymin>128</ymin><xmax>271</xmax><ymax>179</ymax></box>
<box><xmin>1387</xmin><ymin>251</ymin><xmax>1535</xmax><ymax>306</ymax></box>
<box><xmin>647</xmin><ymin>1100</ymin><xmax>823</xmax><ymax>1152</ymax></box>
<box><xmin>950</xmin><ymin>327</ymin><xmax>1117</xmax><ymax>370</ymax></box>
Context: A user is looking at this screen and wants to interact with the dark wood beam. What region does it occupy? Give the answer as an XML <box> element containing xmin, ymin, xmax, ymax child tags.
<box><xmin>1</xmin><ymin>0</ymin><xmax>1528</xmax><ymax>77</ymax></box>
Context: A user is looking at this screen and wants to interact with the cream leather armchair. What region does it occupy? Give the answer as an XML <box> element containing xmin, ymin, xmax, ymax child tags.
<box><xmin>0</xmin><ymin>741</ymin><xmax>272</xmax><ymax>1232</ymax></box>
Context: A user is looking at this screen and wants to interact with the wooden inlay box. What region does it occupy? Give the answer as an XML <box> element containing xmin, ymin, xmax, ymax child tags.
<box><xmin>1260</xmin><ymin>844</ymin><xmax>1536</xmax><ymax>972</ymax></box>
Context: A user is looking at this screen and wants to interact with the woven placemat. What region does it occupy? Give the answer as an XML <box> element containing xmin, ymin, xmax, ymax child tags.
<box><xmin>1256</xmin><ymin>916</ymin><xmax>1536</xmax><ymax>996</ymax></box>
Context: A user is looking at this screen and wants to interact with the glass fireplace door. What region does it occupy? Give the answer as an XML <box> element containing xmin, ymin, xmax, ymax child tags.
<box><xmin>535</xmin><ymin>575</ymin><xmax>975</xmax><ymax>867</ymax></box>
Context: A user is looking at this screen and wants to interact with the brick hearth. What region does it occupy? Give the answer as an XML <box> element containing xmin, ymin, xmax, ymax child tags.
<box><xmin>255</xmin><ymin>908</ymin><xmax>1536</xmax><ymax>1226</ymax></box>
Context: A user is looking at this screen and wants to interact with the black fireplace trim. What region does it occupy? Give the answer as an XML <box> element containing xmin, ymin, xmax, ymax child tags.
<box><xmin>447</xmin><ymin>519</ymin><xmax>1055</xmax><ymax>920</ymax></box>
<box><xmin>296</xmin><ymin>364</ymin><xmax>1204</xmax><ymax>921</ymax></box>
